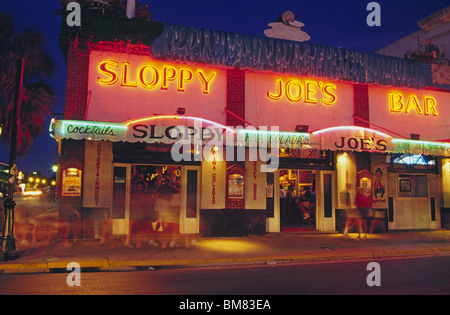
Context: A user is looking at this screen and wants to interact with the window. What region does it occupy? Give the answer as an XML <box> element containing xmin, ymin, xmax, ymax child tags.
<box><xmin>391</xmin><ymin>154</ymin><xmax>435</xmax><ymax>166</ymax></box>
<box><xmin>387</xmin><ymin>154</ymin><xmax>437</xmax><ymax>173</ymax></box>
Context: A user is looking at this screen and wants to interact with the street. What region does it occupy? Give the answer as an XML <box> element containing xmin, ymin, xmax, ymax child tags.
<box><xmin>0</xmin><ymin>255</ymin><xmax>449</xmax><ymax>296</ymax></box>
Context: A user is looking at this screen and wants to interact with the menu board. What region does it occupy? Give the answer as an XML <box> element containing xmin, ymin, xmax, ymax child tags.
<box><xmin>62</xmin><ymin>168</ymin><xmax>82</xmax><ymax>197</ymax></box>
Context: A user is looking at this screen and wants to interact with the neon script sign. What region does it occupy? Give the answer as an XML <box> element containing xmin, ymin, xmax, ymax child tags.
<box><xmin>97</xmin><ymin>60</ymin><xmax>217</xmax><ymax>94</ymax></box>
<box><xmin>267</xmin><ymin>78</ymin><xmax>337</xmax><ymax>106</ymax></box>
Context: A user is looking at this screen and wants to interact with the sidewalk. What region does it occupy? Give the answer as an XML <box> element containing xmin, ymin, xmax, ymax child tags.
<box><xmin>1</xmin><ymin>230</ymin><xmax>450</xmax><ymax>274</ymax></box>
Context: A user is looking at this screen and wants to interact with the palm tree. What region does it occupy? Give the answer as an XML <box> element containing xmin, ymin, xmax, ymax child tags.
<box><xmin>0</xmin><ymin>12</ymin><xmax>56</xmax><ymax>157</ymax></box>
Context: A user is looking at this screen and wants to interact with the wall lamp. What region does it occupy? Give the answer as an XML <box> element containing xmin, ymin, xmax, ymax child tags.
<box><xmin>295</xmin><ymin>125</ymin><xmax>309</xmax><ymax>132</ymax></box>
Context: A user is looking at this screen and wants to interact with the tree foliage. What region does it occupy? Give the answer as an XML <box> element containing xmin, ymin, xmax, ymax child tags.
<box><xmin>0</xmin><ymin>13</ymin><xmax>56</xmax><ymax>157</ymax></box>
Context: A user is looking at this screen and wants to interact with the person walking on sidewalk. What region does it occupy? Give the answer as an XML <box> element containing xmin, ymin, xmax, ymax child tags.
<box><xmin>155</xmin><ymin>174</ymin><xmax>181</xmax><ymax>249</ymax></box>
<box><xmin>355</xmin><ymin>187</ymin><xmax>371</xmax><ymax>239</ymax></box>
<box><xmin>341</xmin><ymin>185</ymin><xmax>354</xmax><ymax>237</ymax></box>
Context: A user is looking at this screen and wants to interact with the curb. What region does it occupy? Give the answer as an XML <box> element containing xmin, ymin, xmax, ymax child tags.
<box><xmin>1</xmin><ymin>246</ymin><xmax>450</xmax><ymax>274</ymax></box>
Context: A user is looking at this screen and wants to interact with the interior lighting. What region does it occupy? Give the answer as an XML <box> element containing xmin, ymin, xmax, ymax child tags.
<box><xmin>337</xmin><ymin>152</ymin><xmax>350</xmax><ymax>163</ymax></box>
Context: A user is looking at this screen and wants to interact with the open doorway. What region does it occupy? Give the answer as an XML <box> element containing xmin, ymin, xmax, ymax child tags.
<box><xmin>279</xmin><ymin>170</ymin><xmax>317</xmax><ymax>231</ymax></box>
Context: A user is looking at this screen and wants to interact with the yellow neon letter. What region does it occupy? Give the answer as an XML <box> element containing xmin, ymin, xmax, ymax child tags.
<box><xmin>389</xmin><ymin>92</ymin><xmax>404</xmax><ymax>113</ymax></box>
<box><xmin>267</xmin><ymin>79</ymin><xmax>284</xmax><ymax>101</ymax></box>
<box><xmin>305</xmin><ymin>81</ymin><xmax>318</xmax><ymax>104</ymax></box>
<box><xmin>197</xmin><ymin>70</ymin><xmax>216</xmax><ymax>94</ymax></box>
<box><xmin>162</xmin><ymin>66</ymin><xmax>177</xmax><ymax>90</ymax></box>
<box><xmin>321</xmin><ymin>84</ymin><xmax>337</xmax><ymax>105</ymax></box>
<box><xmin>285</xmin><ymin>80</ymin><xmax>302</xmax><ymax>102</ymax></box>
<box><xmin>97</xmin><ymin>60</ymin><xmax>119</xmax><ymax>86</ymax></box>
<box><xmin>405</xmin><ymin>95</ymin><xmax>423</xmax><ymax>115</ymax></box>
<box><xmin>424</xmin><ymin>97</ymin><xmax>438</xmax><ymax>116</ymax></box>
<box><xmin>178</xmin><ymin>69</ymin><xmax>194</xmax><ymax>92</ymax></box>
<box><xmin>138</xmin><ymin>64</ymin><xmax>159</xmax><ymax>89</ymax></box>
<box><xmin>121</xmin><ymin>62</ymin><xmax>137</xmax><ymax>87</ymax></box>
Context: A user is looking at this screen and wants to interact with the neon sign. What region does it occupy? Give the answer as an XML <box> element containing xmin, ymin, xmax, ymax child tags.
<box><xmin>267</xmin><ymin>78</ymin><xmax>337</xmax><ymax>105</ymax></box>
<box><xmin>388</xmin><ymin>92</ymin><xmax>438</xmax><ymax>116</ymax></box>
<box><xmin>334</xmin><ymin>136</ymin><xmax>387</xmax><ymax>152</ymax></box>
<box><xmin>61</xmin><ymin>120</ymin><xmax>127</xmax><ymax>137</ymax></box>
<box><xmin>97</xmin><ymin>60</ymin><xmax>217</xmax><ymax>94</ymax></box>
<box><xmin>312</xmin><ymin>126</ymin><xmax>392</xmax><ymax>153</ymax></box>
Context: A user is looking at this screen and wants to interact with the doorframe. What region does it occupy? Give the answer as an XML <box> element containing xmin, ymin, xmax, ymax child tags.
<box><xmin>111</xmin><ymin>163</ymin><xmax>131</xmax><ymax>236</ymax></box>
<box><xmin>317</xmin><ymin>170</ymin><xmax>336</xmax><ymax>232</ymax></box>
<box><xmin>180</xmin><ymin>165</ymin><xmax>202</xmax><ymax>235</ymax></box>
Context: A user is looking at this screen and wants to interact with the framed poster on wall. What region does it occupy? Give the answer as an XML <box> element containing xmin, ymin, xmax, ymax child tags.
<box><xmin>399</xmin><ymin>178</ymin><xmax>411</xmax><ymax>192</ymax></box>
<box><xmin>228</xmin><ymin>174</ymin><xmax>244</xmax><ymax>199</ymax></box>
<box><xmin>62</xmin><ymin>168</ymin><xmax>82</xmax><ymax>196</ymax></box>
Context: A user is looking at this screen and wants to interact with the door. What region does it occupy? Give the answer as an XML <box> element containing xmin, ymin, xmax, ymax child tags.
<box><xmin>180</xmin><ymin>166</ymin><xmax>201</xmax><ymax>234</ymax></box>
<box><xmin>313</xmin><ymin>171</ymin><xmax>336</xmax><ymax>232</ymax></box>
<box><xmin>111</xmin><ymin>164</ymin><xmax>130</xmax><ymax>235</ymax></box>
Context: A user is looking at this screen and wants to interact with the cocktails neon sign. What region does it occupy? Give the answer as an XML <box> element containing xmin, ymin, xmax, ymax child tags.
<box><xmin>97</xmin><ymin>60</ymin><xmax>217</xmax><ymax>94</ymax></box>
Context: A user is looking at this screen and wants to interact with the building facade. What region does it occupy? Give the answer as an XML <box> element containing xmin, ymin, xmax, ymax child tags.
<box><xmin>376</xmin><ymin>5</ymin><xmax>450</xmax><ymax>66</ymax></box>
<box><xmin>53</xmin><ymin>4</ymin><xmax>450</xmax><ymax>239</ymax></box>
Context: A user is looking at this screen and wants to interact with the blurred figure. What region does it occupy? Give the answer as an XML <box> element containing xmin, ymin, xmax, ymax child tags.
<box><xmin>340</xmin><ymin>185</ymin><xmax>355</xmax><ymax>237</ymax></box>
<box><xmin>155</xmin><ymin>175</ymin><xmax>180</xmax><ymax>249</ymax></box>
<box><xmin>58</xmin><ymin>208</ymin><xmax>81</xmax><ymax>247</ymax></box>
<box><xmin>125</xmin><ymin>187</ymin><xmax>147</xmax><ymax>248</ymax></box>
<box><xmin>126</xmin><ymin>184</ymin><xmax>160</xmax><ymax>248</ymax></box>
<box><xmin>99</xmin><ymin>214</ymin><xmax>111</xmax><ymax>245</ymax></box>
<box><xmin>146</xmin><ymin>188</ymin><xmax>160</xmax><ymax>247</ymax></box>
<box><xmin>293</xmin><ymin>196</ymin><xmax>309</xmax><ymax>221</ymax></box>
<box><xmin>298</xmin><ymin>186</ymin><xmax>315</xmax><ymax>221</ymax></box>
<box><xmin>285</xmin><ymin>184</ymin><xmax>295</xmax><ymax>220</ymax></box>
<box><xmin>31</xmin><ymin>208</ymin><xmax>66</xmax><ymax>246</ymax></box>
<box><xmin>15</xmin><ymin>205</ymin><xmax>35</xmax><ymax>246</ymax></box>
<box><xmin>355</xmin><ymin>187</ymin><xmax>371</xmax><ymax>239</ymax></box>
<box><xmin>279</xmin><ymin>185</ymin><xmax>286</xmax><ymax>221</ymax></box>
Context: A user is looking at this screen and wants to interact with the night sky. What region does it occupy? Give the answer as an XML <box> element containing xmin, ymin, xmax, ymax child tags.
<box><xmin>0</xmin><ymin>0</ymin><xmax>448</xmax><ymax>174</ymax></box>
